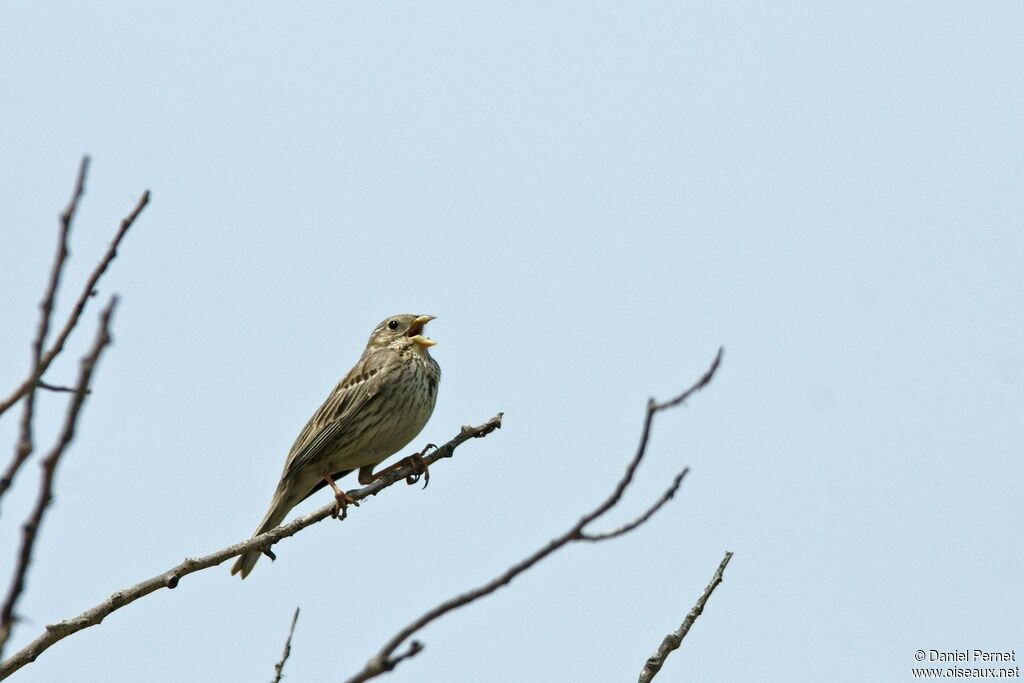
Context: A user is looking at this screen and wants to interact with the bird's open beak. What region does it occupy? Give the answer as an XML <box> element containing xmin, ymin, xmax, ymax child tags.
<box><xmin>408</xmin><ymin>315</ymin><xmax>437</xmax><ymax>347</ymax></box>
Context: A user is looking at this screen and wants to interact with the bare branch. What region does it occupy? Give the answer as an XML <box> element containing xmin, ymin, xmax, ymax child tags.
<box><xmin>271</xmin><ymin>607</ymin><xmax>300</xmax><ymax>683</ymax></box>
<box><xmin>0</xmin><ymin>298</ymin><xmax>118</xmax><ymax>658</ymax></box>
<box><xmin>637</xmin><ymin>551</ymin><xmax>734</xmax><ymax>683</ymax></box>
<box><xmin>0</xmin><ymin>414</ymin><xmax>502</xmax><ymax>680</ymax></box>
<box><xmin>343</xmin><ymin>349</ymin><xmax>724</xmax><ymax>683</ymax></box>
<box><xmin>0</xmin><ymin>172</ymin><xmax>149</xmax><ymax>422</ymax></box>
<box><xmin>0</xmin><ymin>158</ymin><xmax>88</xmax><ymax>507</ymax></box>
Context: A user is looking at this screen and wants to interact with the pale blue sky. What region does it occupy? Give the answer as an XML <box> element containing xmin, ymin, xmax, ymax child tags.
<box><xmin>1</xmin><ymin>3</ymin><xmax>1021</xmax><ymax>681</ymax></box>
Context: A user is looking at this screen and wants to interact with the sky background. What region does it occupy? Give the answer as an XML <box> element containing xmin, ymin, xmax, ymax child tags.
<box><xmin>1</xmin><ymin>2</ymin><xmax>1022</xmax><ymax>681</ymax></box>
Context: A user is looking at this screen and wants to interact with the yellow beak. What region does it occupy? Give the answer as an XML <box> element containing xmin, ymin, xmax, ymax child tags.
<box><xmin>409</xmin><ymin>315</ymin><xmax>437</xmax><ymax>347</ymax></box>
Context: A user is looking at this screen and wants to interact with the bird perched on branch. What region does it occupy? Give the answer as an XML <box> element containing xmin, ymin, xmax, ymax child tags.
<box><xmin>231</xmin><ymin>314</ymin><xmax>441</xmax><ymax>579</ymax></box>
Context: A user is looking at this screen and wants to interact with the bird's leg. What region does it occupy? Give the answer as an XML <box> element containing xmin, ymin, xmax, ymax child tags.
<box><xmin>323</xmin><ymin>473</ymin><xmax>358</xmax><ymax>519</ymax></box>
<box><xmin>361</xmin><ymin>443</ymin><xmax>437</xmax><ymax>488</ymax></box>
<box><xmin>357</xmin><ymin>465</ymin><xmax>376</xmax><ymax>486</ymax></box>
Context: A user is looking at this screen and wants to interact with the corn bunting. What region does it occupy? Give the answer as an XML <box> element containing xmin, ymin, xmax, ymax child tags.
<box><xmin>231</xmin><ymin>314</ymin><xmax>440</xmax><ymax>578</ymax></box>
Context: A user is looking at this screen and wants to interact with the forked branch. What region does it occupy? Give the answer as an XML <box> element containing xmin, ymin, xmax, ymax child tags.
<box><xmin>0</xmin><ymin>299</ymin><xmax>118</xmax><ymax>658</ymax></box>
<box><xmin>0</xmin><ymin>158</ymin><xmax>149</xmax><ymax>506</ymax></box>
<box><xmin>343</xmin><ymin>347</ymin><xmax>724</xmax><ymax>683</ymax></box>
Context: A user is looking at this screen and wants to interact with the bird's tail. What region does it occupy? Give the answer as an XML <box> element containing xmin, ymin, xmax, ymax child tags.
<box><xmin>231</xmin><ymin>490</ymin><xmax>292</xmax><ymax>579</ymax></box>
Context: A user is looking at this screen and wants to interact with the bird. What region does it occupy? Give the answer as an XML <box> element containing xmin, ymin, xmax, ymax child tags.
<box><xmin>231</xmin><ymin>314</ymin><xmax>441</xmax><ymax>579</ymax></box>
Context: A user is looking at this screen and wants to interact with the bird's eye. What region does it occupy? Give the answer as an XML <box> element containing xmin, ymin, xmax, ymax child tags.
<box><xmin>387</xmin><ymin>320</ymin><xmax>399</xmax><ymax>331</ymax></box>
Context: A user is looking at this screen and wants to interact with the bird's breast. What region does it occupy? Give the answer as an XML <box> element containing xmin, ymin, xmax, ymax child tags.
<box><xmin>324</xmin><ymin>353</ymin><xmax>439</xmax><ymax>471</ymax></box>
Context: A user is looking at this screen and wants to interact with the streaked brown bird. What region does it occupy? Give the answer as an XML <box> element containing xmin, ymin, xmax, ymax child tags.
<box><xmin>231</xmin><ymin>314</ymin><xmax>441</xmax><ymax>578</ymax></box>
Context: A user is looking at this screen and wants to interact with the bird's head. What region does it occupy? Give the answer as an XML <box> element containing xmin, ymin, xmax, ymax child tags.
<box><xmin>367</xmin><ymin>314</ymin><xmax>437</xmax><ymax>354</ymax></box>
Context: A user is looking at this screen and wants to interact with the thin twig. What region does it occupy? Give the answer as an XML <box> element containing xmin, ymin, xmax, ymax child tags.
<box><xmin>35</xmin><ymin>382</ymin><xmax>91</xmax><ymax>396</ymax></box>
<box><xmin>343</xmin><ymin>348</ymin><xmax>724</xmax><ymax>683</ymax></box>
<box><xmin>638</xmin><ymin>551</ymin><xmax>733</xmax><ymax>683</ymax></box>
<box><xmin>272</xmin><ymin>607</ymin><xmax>300</xmax><ymax>683</ymax></box>
<box><xmin>0</xmin><ymin>298</ymin><xmax>118</xmax><ymax>659</ymax></box>
<box><xmin>0</xmin><ymin>173</ymin><xmax>149</xmax><ymax>422</ymax></box>
<box><xmin>0</xmin><ymin>414</ymin><xmax>502</xmax><ymax>680</ymax></box>
<box><xmin>0</xmin><ymin>158</ymin><xmax>87</xmax><ymax>508</ymax></box>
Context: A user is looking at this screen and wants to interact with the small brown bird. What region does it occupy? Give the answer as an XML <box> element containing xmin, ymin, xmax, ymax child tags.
<box><xmin>231</xmin><ymin>314</ymin><xmax>441</xmax><ymax>578</ymax></box>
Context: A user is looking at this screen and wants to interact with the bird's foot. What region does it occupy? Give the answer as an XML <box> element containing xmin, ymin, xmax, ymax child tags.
<box><xmin>323</xmin><ymin>471</ymin><xmax>360</xmax><ymax>520</ymax></box>
<box><xmin>401</xmin><ymin>448</ymin><xmax>432</xmax><ymax>488</ymax></box>
<box><xmin>403</xmin><ymin>443</ymin><xmax>436</xmax><ymax>487</ymax></box>
<box><xmin>372</xmin><ymin>444</ymin><xmax>436</xmax><ymax>488</ymax></box>
<box><xmin>331</xmin><ymin>488</ymin><xmax>359</xmax><ymax>520</ymax></box>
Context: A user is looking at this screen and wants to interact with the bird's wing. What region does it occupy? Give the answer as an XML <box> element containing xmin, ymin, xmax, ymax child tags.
<box><xmin>280</xmin><ymin>350</ymin><xmax>392</xmax><ymax>484</ymax></box>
